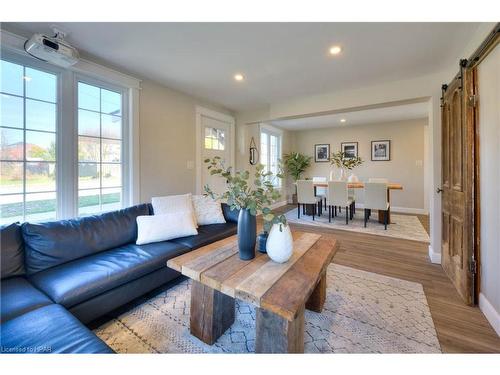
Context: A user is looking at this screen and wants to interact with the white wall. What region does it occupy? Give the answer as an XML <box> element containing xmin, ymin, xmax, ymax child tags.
<box><xmin>293</xmin><ymin>119</ymin><xmax>427</xmax><ymax>212</ymax></box>
<box><xmin>139</xmin><ymin>79</ymin><xmax>234</xmax><ymax>202</ymax></box>
<box><xmin>478</xmin><ymin>43</ymin><xmax>500</xmax><ymax>336</ymax></box>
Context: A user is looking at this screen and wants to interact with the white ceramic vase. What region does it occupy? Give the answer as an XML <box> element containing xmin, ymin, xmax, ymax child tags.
<box><xmin>348</xmin><ymin>173</ymin><xmax>359</xmax><ymax>183</ymax></box>
<box><xmin>266</xmin><ymin>224</ymin><xmax>293</xmax><ymax>263</ymax></box>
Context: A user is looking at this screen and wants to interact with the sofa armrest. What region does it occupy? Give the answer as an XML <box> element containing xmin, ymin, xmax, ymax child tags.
<box><xmin>221</xmin><ymin>203</ymin><xmax>239</xmax><ymax>223</ymax></box>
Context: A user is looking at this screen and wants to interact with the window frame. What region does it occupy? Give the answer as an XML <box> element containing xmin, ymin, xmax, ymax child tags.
<box><xmin>0</xmin><ymin>49</ymin><xmax>133</xmax><ymax>223</ymax></box>
<box><xmin>260</xmin><ymin>124</ymin><xmax>283</xmax><ymax>188</ymax></box>
<box><xmin>74</xmin><ymin>74</ymin><xmax>130</xmax><ymax>216</ymax></box>
<box><xmin>1</xmin><ymin>51</ymin><xmax>64</xmax><ymax>223</ymax></box>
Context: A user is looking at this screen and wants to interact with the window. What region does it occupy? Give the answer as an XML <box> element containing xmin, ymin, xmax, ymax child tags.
<box><xmin>78</xmin><ymin>82</ymin><xmax>123</xmax><ymax>215</ymax></box>
<box><xmin>260</xmin><ymin>128</ymin><xmax>282</xmax><ymax>187</ymax></box>
<box><xmin>204</xmin><ymin>127</ymin><xmax>225</xmax><ymax>150</ymax></box>
<box><xmin>0</xmin><ymin>52</ymin><xmax>132</xmax><ymax>225</ymax></box>
<box><xmin>0</xmin><ymin>60</ymin><xmax>57</xmax><ymax>224</ymax></box>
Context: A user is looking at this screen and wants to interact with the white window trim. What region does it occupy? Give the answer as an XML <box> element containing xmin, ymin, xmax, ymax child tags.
<box><xmin>74</xmin><ymin>74</ymin><xmax>130</xmax><ymax>214</ymax></box>
<box><xmin>1</xmin><ymin>29</ymin><xmax>142</xmax><ymax>220</ymax></box>
<box><xmin>259</xmin><ymin>123</ymin><xmax>283</xmax><ymax>188</ymax></box>
<box><xmin>195</xmin><ymin>106</ymin><xmax>235</xmax><ymax>194</ymax></box>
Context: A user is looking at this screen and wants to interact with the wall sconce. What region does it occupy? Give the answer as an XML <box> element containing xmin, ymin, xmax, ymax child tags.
<box><xmin>249</xmin><ymin>137</ymin><xmax>259</xmax><ymax>165</ymax></box>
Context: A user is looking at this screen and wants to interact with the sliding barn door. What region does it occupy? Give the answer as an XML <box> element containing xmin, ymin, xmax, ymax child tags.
<box><xmin>441</xmin><ymin>63</ymin><xmax>476</xmax><ymax>305</ymax></box>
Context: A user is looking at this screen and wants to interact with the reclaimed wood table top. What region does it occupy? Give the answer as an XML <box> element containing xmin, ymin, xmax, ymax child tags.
<box><xmin>167</xmin><ymin>231</ymin><xmax>339</xmax><ymax>321</ymax></box>
<box><xmin>306</xmin><ymin>182</ymin><xmax>403</xmax><ymax>189</ymax></box>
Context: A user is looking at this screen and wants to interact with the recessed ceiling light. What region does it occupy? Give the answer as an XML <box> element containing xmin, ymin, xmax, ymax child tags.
<box><xmin>340</xmin><ymin>118</ymin><xmax>347</xmax><ymax>123</ymax></box>
<box><xmin>234</xmin><ymin>73</ymin><xmax>244</xmax><ymax>81</ymax></box>
<box><xmin>23</xmin><ymin>76</ymin><xmax>32</xmax><ymax>82</ymax></box>
<box><xmin>329</xmin><ymin>46</ymin><xmax>342</xmax><ymax>55</ymax></box>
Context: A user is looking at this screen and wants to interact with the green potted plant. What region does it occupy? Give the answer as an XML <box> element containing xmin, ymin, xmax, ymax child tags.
<box><xmin>282</xmin><ymin>152</ymin><xmax>312</xmax><ymax>204</ymax></box>
<box><xmin>330</xmin><ymin>151</ymin><xmax>363</xmax><ymax>181</ymax></box>
<box><xmin>204</xmin><ymin>157</ymin><xmax>283</xmax><ymax>260</ymax></box>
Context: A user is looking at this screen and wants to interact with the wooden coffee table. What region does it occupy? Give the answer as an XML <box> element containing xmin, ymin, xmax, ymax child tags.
<box><xmin>167</xmin><ymin>231</ymin><xmax>339</xmax><ymax>353</ymax></box>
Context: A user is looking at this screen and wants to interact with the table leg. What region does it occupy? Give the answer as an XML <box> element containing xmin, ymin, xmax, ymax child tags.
<box><xmin>306</xmin><ymin>273</ymin><xmax>326</xmax><ymax>312</ymax></box>
<box><xmin>378</xmin><ymin>189</ymin><xmax>391</xmax><ymax>224</ymax></box>
<box><xmin>255</xmin><ymin>305</ymin><xmax>305</xmax><ymax>353</ymax></box>
<box><xmin>190</xmin><ymin>280</ymin><xmax>235</xmax><ymax>345</ymax></box>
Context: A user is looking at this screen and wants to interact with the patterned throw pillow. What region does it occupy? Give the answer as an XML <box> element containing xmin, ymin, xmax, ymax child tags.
<box><xmin>151</xmin><ymin>193</ymin><xmax>198</xmax><ymax>228</ymax></box>
<box><xmin>191</xmin><ymin>195</ymin><xmax>226</xmax><ymax>226</ymax></box>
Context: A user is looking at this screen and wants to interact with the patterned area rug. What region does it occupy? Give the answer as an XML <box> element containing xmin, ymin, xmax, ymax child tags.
<box><xmin>285</xmin><ymin>208</ymin><xmax>430</xmax><ymax>243</ymax></box>
<box><xmin>94</xmin><ymin>264</ymin><xmax>441</xmax><ymax>353</ymax></box>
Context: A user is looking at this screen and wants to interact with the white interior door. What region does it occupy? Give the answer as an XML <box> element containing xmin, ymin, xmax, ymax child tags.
<box><xmin>197</xmin><ymin>109</ymin><xmax>234</xmax><ymax>195</ymax></box>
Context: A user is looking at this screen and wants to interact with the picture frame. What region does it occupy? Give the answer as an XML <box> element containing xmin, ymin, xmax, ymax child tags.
<box><xmin>371</xmin><ymin>140</ymin><xmax>391</xmax><ymax>161</ymax></box>
<box><xmin>314</xmin><ymin>144</ymin><xmax>330</xmax><ymax>162</ymax></box>
<box><xmin>341</xmin><ymin>142</ymin><xmax>358</xmax><ymax>159</ymax></box>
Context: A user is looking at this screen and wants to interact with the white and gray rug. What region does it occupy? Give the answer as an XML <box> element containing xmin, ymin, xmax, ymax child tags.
<box><xmin>94</xmin><ymin>264</ymin><xmax>441</xmax><ymax>353</ymax></box>
<box><xmin>285</xmin><ymin>208</ymin><xmax>430</xmax><ymax>243</ymax></box>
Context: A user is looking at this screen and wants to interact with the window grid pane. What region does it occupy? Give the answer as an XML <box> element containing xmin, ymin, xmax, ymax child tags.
<box><xmin>77</xmin><ymin>82</ymin><xmax>123</xmax><ymax>215</ymax></box>
<box><xmin>0</xmin><ymin>59</ymin><xmax>57</xmax><ymax>224</ymax></box>
<box><xmin>260</xmin><ymin>131</ymin><xmax>281</xmax><ymax>188</ymax></box>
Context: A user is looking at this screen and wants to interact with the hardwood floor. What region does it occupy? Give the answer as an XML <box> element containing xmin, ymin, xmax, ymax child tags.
<box><xmin>269</xmin><ymin>205</ymin><xmax>500</xmax><ymax>353</ymax></box>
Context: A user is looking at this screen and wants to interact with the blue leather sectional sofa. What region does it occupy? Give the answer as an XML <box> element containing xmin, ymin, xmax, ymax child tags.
<box><xmin>0</xmin><ymin>203</ymin><xmax>239</xmax><ymax>354</ymax></box>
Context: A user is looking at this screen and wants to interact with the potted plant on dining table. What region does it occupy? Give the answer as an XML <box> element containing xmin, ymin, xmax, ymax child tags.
<box><xmin>204</xmin><ymin>157</ymin><xmax>288</xmax><ymax>261</ymax></box>
<box><xmin>330</xmin><ymin>151</ymin><xmax>363</xmax><ymax>181</ymax></box>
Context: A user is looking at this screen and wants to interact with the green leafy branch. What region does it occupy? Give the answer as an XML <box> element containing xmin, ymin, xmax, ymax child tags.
<box><xmin>203</xmin><ymin>156</ymin><xmax>283</xmax><ymax>217</ymax></box>
<box><xmin>330</xmin><ymin>151</ymin><xmax>363</xmax><ymax>170</ymax></box>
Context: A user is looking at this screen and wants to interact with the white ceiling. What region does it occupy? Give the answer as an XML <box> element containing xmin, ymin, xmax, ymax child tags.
<box><xmin>4</xmin><ymin>22</ymin><xmax>481</xmax><ymax>111</ymax></box>
<box><xmin>270</xmin><ymin>102</ymin><xmax>428</xmax><ymax>130</ymax></box>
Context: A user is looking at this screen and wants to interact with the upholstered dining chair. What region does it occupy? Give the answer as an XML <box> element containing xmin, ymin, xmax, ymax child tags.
<box><xmin>297</xmin><ymin>180</ymin><xmax>323</xmax><ymax>220</ymax></box>
<box><xmin>327</xmin><ymin>181</ymin><xmax>354</xmax><ymax>224</ymax></box>
<box><xmin>312</xmin><ymin>176</ymin><xmax>327</xmax><ymax>209</ymax></box>
<box><xmin>363</xmin><ymin>182</ymin><xmax>390</xmax><ymax>230</ymax></box>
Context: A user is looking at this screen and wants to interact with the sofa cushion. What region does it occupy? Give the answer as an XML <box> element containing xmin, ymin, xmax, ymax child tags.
<box><xmin>0</xmin><ymin>304</ymin><xmax>113</xmax><ymax>354</ymax></box>
<box><xmin>0</xmin><ymin>277</ymin><xmax>52</xmax><ymax>323</ymax></box>
<box><xmin>1</xmin><ymin>223</ymin><xmax>25</xmax><ymax>279</ymax></box>
<box><xmin>221</xmin><ymin>203</ymin><xmax>240</xmax><ymax>223</ymax></box>
<box><xmin>29</xmin><ymin>241</ymin><xmax>190</xmax><ymax>308</ymax></box>
<box><xmin>23</xmin><ymin>204</ymin><xmax>150</xmax><ymax>275</ymax></box>
<box><xmin>170</xmin><ymin>222</ymin><xmax>237</xmax><ymax>250</ymax></box>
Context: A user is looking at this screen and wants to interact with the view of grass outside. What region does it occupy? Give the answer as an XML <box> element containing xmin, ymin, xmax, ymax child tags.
<box><xmin>0</xmin><ymin>191</ymin><xmax>121</xmax><ymax>219</ymax></box>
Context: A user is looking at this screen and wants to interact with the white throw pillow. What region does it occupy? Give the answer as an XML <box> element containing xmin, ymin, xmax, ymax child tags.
<box><xmin>136</xmin><ymin>212</ymin><xmax>198</xmax><ymax>245</ymax></box>
<box><xmin>191</xmin><ymin>195</ymin><xmax>226</xmax><ymax>226</ymax></box>
<box><xmin>151</xmin><ymin>193</ymin><xmax>197</xmax><ymax>227</ymax></box>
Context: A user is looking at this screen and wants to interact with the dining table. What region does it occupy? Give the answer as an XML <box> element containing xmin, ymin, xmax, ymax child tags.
<box><xmin>307</xmin><ymin>181</ymin><xmax>403</xmax><ymax>224</ymax></box>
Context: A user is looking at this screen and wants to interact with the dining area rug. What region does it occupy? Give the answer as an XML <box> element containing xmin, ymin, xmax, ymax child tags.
<box><xmin>94</xmin><ymin>264</ymin><xmax>441</xmax><ymax>353</ymax></box>
<box><xmin>284</xmin><ymin>208</ymin><xmax>430</xmax><ymax>243</ymax></box>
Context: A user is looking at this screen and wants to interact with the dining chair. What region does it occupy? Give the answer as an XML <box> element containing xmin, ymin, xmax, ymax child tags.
<box><xmin>327</xmin><ymin>181</ymin><xmax>354</xmax><ymax>225</ymax></box>
<box><xmin>363</xmin><ymin>182</ymin><xmax>390</xmax><ymax>230</ymax></box>
<box><xmin>297</xmin><ymin>180</ymin><xmax>323</xmax><ymax>220</ymax></box>
<box><xmin>368</xmin><ymin>178</ymin><xmax>389</xmax><ymax>183</ymax></box>
<box><xmin>312</xmin><ymin>176</ymin><xmax>327</xmax><ymax>209</ymax></box>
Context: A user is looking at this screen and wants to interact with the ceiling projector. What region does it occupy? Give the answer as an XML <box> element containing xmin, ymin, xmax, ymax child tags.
<box><xmin>24</xmin><ymin>29</ymin><xmax>79</xmax><ymax>68</ymax></box>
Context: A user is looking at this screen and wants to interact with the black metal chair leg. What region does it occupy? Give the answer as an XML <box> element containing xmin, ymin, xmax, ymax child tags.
<box><xmin>312</xmin><ymin>204</ymin><xmax>315</xmax><ymax>221</ymax></box>
<box><xmin>384</xmin><ymin>209</ymin><xmax>388</xmax><ymax>230</ymax></box>
<box><xmin>364</xmin><ymin>208</ymin><xmax>368</xmax><ymax>227</ymax></box>
<box><xmin>328</xmin><ymin>206</ymin><xmax>331</xmax><ymax>223</ymax></box>
<box><xmin>298</xmin><ymin>203</ymin><xmax>300</xmax><ymax>219</ymax></box>
<box><xmin>345</xmin><ymin>206</ymin><xmax>348</xmax><ymax>225</ymax></box>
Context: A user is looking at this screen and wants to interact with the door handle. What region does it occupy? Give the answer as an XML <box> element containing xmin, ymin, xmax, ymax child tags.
<box><xmin>436</xmin><ymin>188</ymin><xmax>443</xmax><ymax>194</ymax></box>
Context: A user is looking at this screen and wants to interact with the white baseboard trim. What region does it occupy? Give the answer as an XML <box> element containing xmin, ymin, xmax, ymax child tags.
<box><xmin>270</xmin><ymin>200</ymin><xmax>287</xmax><ymax>210</ymax></box>
<box><xmin>428</xmin><ymin>245</ymin><xmax>441</xmax><ymax>264</ymax></box>
<box><xmin>479</xmin><ymin>293</ymin><xmax>500</xmax><ymax>337</ymax></box>
<box><xmin>390</xmin><ymin>206</ymin><xmax>428</xmax><ymax>215</ymax></box>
